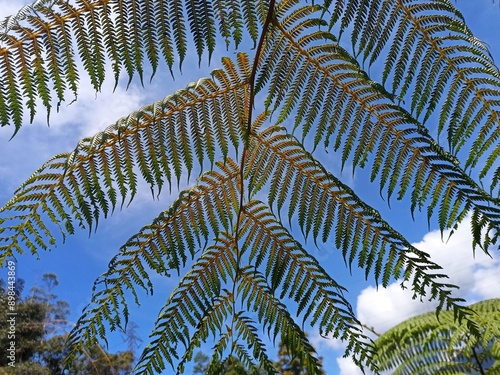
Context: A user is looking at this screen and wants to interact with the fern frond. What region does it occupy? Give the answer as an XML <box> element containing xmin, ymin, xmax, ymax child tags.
<box><xmin>0</xmin><ymin>0</ymin><xmax>261</xmax><ymax>131</ymax></box>
<box><xmin>175</xmin><ymin>292</ymin><xmax>235</xmax><ymax>375</ymax></box>
<box><xmin>2</xmin><ymin>1</ymin><xmax>499</xmax><ymax>374</ymax></box>
<box><xmin>0</xmin><ymin>56</ymin><xmax>250</xmax><ymax>263</ymax></box>
<box><xmin>239</xmin><ymin>200</ymin><xmax>373</xmax><ymax>369</ymax></box>
<box><xmin>193</xmin><ymin>313</ymin><xmax>279</xmax><ymax>375</ymax></box>
<box><xmin>230</xmin><ymin>314</ymin><xmax>280</xmax><ymax>375</ymax></box>
<box><xmin>324</xmin><ymin>0</ymin><xmax>500</xmax><ymax>185</ymax></box>
<box><xmin>258</xmin><ymin>6</ymin><xmax>500</xmax><ymax>254</ymax></box>
<box><xmin>134</xmin><ymin>232</ymin><xmax>237</xmax><ymax>374</ymax></box>
<box><xmin>66</xmin><ymin>163</ymin><xmax>240</xmax><ymax>370</ymax></box>
<box><xmin>0</xmin><ymin>0</ymin><xmax>59</xmax><ymax>38</ymax></box>
<box><xmin>205</xmin><ymin>333</ymin><xmax>231</xmax><ymax>375</ymax></box>
<box><xmin>247</xmin><ymin>126</ymin><xmax>473</xmax><ymax>324</ymax></box>
<box><xmin>373</xmin><ymin>299</ymin><xmax>500</xmax><ymax>375</ymax></box>
<box><xmin>237</xmin><ymin>267</ymin><xmax>327</xmax><ymax>375</ymax></box>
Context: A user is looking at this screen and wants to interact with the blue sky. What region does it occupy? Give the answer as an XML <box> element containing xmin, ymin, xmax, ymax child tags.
<box><xmin>1</xmin><ymin>1</ymin><xmax>500</xmax><ymax>374</ymax></box>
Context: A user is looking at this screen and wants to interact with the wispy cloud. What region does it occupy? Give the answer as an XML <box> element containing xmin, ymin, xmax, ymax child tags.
<box><xmin>48</xmin><ymin>74</ymin><xmax>145</xmax><ymax>138</ymax></box>
<box><xmin>0</xmin><ymin>0</ymin><xmax>31</xmax><ymax>19</ymax></box>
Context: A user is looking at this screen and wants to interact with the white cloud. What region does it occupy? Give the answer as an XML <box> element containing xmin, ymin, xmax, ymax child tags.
<box><xmin>473</xmin><ymin>265</ymin><xmax>500</xmax><ymax>299</ymax></box>
<box><xmin>337</xmin><ymin>356</ymin><xmax>364</xmax><ymax>375</ymax></box>
<box><xmin>48</xmin><ymin>74</ymin><xmax>145</xmax><ymax>138</ymax></box>
<box><xmin>309</xmin><ymin>331</ymin><xmax>344</xmax><ymax>351</ymax></box>
<box><xmin>356</xmin><ymin>283</ymin><xmax>435</xmax><ymax>334</ymax></box>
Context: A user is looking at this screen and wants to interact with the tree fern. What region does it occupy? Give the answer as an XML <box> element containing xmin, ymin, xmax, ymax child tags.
<box><xmin>1</xmin><ymin>0</ymin><xmax>499</xmax><ymax>373</ymax></box>
<box><xmin>372</xmin><ymin>298</ymin><xmax>500</xmax><ymax>375</ymax></box>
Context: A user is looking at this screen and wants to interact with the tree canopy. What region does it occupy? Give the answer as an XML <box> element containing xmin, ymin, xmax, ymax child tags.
<box><xmin>0</xmin><ymin>274</ymin><xmax>134</xmax><ymax>374</ymax></box>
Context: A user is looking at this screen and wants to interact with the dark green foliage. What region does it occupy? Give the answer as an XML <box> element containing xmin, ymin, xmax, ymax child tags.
<box><xmin>0</xmin><ymin>287</ymin><xmax>46</xmax><ymax>366</ymax></box>
<box><xmin>274</xmin><ymin>336</ymin><xmax>326</xmax><ymax>375</ymax></box>
<box><xmin>1</xmin><ymin>0</ymin><xmax>500</xmax><ymax>373</ymax></box>
<box><xmin>0</xmin><ymin>275</ymin><xmax>134</xmax><ymax>375</ymax></box>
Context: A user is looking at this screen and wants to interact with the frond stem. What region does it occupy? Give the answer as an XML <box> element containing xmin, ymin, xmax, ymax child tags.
<box><xmin>471</xmin><ymin>344</ymin><xmax>486</xmax><ymax>375</ymax></box>
<box><xmin>245</xmin><ymin>0</ymin><xmax>276</xmax><ymax>145</ymax></box>
<box><xmin>230</xmin><ymin>0</ymin><xmax>276</xmax><ymax>358</ymax></box>
<box><xmin>235</xmin><ymin>0</ymin><xmax>276</xmax><ymax>240</ymax></box>
<box><xmin>361</xmin><ymin>323</ymin><xmax>381</xmax><ymax>338</ymax></box>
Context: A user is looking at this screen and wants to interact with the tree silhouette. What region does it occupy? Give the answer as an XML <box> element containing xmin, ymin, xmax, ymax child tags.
<box><xmin>1</xmin><ymin>0</ymin><xmax>500</xmax><ymax>373</ymax></box>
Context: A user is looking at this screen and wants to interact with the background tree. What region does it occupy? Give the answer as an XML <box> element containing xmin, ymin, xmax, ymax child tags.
<box><xmin>274</xmin><ymin>338</ymin><xmax>325</xmax><ymax>375</ymax></box>
<box><xmin>0</xmin><ymin>279</ymin><xmax>47</xmax><ymax>371</ymax></box>
<box><xmin>372</xmin><ymin>299</ymin><xmax>500</xmax><ymax>374</ymax></box>
<box><xmin>193</xmin><ymin>352</ymin><xmax>211</xmax><ymax>375</ymax></box>
<box><xmin>192</xmin><ymin>338</ymin><xmax>325</xmax><ymax>375</ymax></box>
<box><xmin>1</xmin><ymin>0</ymin><xmax>500</xmax><ymax>373</ymax></box>
<box><xmin>193</xmin><ymin>350</ymin><xmax>264</xmax><ymax>375</ymax></box>
<box><xmin>0</xmin><ymin>275</ymin><xmax>134</xmax><ymax>375</ymax></box>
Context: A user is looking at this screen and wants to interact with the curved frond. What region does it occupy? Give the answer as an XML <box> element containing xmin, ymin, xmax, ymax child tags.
<box><xmin>237</xmin><ymin>267</ymin><xmax>328</xmax><ymax>375</ymax></box>
<box><xmin>134</xmin><ymin>233</ymin><xmax>238</xmax><ymax>374</ymax></box>
<box><xmin>198</xmin><ymin>314</ymin><xmax>279</xmax><ymax>375</ymax></box>
<box><xmin>0</xmin><ymin>55</ymin><xmax>249</xmax><ymax>263</ymax></box>
<box><xmin>239</xmin><ymin>200</ymin><xmax>373</xmax><ymax>369</ymax></box>
<box><xmin>201</xmin><ymin>323</ymin><xmax>277</xmax><ymax>375</ymax></box>
<box><xmin>66</xmin><ymin>161</ymin><xmax>240</xmax><ymax>369</ymax></box>
<box><xmin>247</xmin><ymin>126</ymin><xmax>473</xmax><ymax>324</ymax></box>
<box><xmin>323</xmin><ymin>0</ymin><xmax>500</xmax><ymax>185</ymax></box>
<box><xmin>257</xmin><ymin>4</ymin><xmax>500</xmax><ymax>254</ymax></box>
<box><xmin>109</xmin><ymin>195</ymin><xmax>370</xmax><ymax>373</ymax></box>
<box><xmin>0</xmin><ymin>0</ymin><xmax>262</xmax><ymax>132</ymax></box>
<box><xmin>373</xmin><ymin>299</ymin><xmax>500</xmax><ymax>375</ymax></box>
<box><xmin>229</xmin><ymin>315</ymin><xmax>279</xmax><ymax>375</ymax></box>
